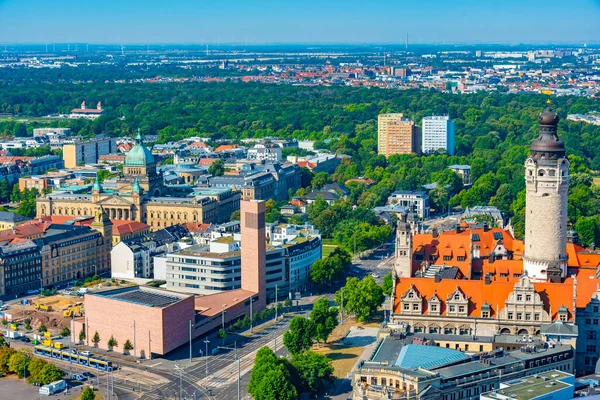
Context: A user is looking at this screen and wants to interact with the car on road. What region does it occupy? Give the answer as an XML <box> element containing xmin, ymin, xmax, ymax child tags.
<box><xmin>82</xmin><ymin>372</ymin><xmax>94</xmax><ymax>378</ymax></box>
<box><xmin>0</xmin><ymin>304</ymin><xmax>8</xmax><ymax>311</ymax></box>
<box><xmin>80</xmin><ymin>351</ymin><xmax>92</xmax><ymax>357</ymax></box>
<box><xmin>371</xmin><ymin>273</ymin><xmax>380</xmax><ymax>278</ymax></box>
<box><xmin>67</xmin><ymin>349</ymin><xmax>77</xmax><ymax>354</ymax></box>
<box><xmin>20</xmin><ymin>336</ymin><xmax>30</xmax><ymax>342</ymax></box>
<box><xmin>72</xmin><ymin>374</ymin><xmax>86</xmax><ymax>381</ymax></box>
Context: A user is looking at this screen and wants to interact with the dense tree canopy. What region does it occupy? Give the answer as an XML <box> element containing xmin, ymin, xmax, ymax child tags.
<box><xmin>1</xmin><ymin>81</ymin><xmax>600</xmax><ymax>239</ymax></box>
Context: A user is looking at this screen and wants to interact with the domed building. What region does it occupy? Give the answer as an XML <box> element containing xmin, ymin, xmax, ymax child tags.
<box><xmin>36</xmin><ymin>131</ymin><xmax>240</xmax><ymax>230</ymax></box>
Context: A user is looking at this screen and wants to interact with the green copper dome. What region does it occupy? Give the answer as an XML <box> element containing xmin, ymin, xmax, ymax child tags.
<box><xmin>125</xmin><ymin>129</ymin><xmax>155</xmax><ymax>167</ymax></box>
<box><xmin>132</xmin><ymin>177</ymin><xmax>142</xmax><ymax>193</ymax></box>
<box><xmin>92</xmin><ymin>175</ymin><xmax>103</xmax><ymax>193</ymax></box>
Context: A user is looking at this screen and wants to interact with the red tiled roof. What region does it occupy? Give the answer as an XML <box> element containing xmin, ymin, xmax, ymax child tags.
<box><xmin>198</xmin><ymin>158</ymin><xmax>219</xmax><ymax>166</ymax></box>
<box><xmin>214</xmin><ymin>144</ymin><xmax>238</xmax><ymax>153</ymax></box>
<box><xmin>0</xmin><ymin>156</ymin><xmax>34</xmax><ymax>164</ymax></box>
<box><xmin>183</xmin><ymin>222</ymin><xmax>211</xmax><ymax>233</ymax></box>
<box><xmin>111</xmin><ymin>220</ymin><xmax>150</xmax><ymax>236</ymax></box>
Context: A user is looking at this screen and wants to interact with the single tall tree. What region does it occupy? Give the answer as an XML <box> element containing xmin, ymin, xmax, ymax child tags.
<box><xmin>283</xmin><ymin>316</ymin><xmax>315</xmax><ymax>355</ymax></box>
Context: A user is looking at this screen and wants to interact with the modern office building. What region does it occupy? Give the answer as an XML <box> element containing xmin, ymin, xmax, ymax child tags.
<box><xmin>378</xmin><ymin>113</ymin><xmax>420</xmax><ymax>157</ymax></box>
<box><xmin>72</xmin><ymin>200</ymin><xmax>271</xmax><ymax>357</ymax></box>
<box><xmin>165</xmin><ymin>223</ymin><xmax>321</xmax><ymax>298</ymax></box>
<box><xmin>63</xmin><ymin>137</ymin><xmax>117</xmax><ymax>168</ymax></box>
<box><xmin>421</xmin><ymin>115</ymin><xmax>455</xmax><ymax>155</ymax></box>
<box><xmin>0</xmin><ymin>240</ymin><xmax>42</xmax><ymax>297</ymax></box>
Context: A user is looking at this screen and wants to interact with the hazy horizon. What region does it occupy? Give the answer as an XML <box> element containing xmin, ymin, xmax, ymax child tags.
<box><xmin>1</xmin><ymin>0</ymin><xmax>599</xmax><ymax>45</ymax></box>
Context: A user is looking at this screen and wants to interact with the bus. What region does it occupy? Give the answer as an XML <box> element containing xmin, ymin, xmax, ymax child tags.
<box><xmin>33</xmin><ymin>345</ymin><xmax>114</xmax><ymax>371</ymax></box>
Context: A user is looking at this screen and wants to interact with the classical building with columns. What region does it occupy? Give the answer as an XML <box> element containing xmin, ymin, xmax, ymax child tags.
<box><xmin>36</xmin><ymin>131</ymin><xmax>240</xmax><ymax>230</ymax></box>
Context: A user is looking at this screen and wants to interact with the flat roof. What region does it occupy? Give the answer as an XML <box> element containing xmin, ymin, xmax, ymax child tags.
<box><xmin>195</xmin><ymin>289</ymin><xmax>255</xmax><ymax>317</ymax></box>
<box><xmin>483</xmin><ymin>371</ymin><xmax>572</xmax><ymax>399</ymax></box>
<box><xmin>94</xmin><ymin>286</ymin><xmax>189</xmax><ymax>308</ymax></box>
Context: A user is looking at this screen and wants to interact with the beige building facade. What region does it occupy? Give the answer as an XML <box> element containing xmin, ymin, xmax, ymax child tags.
<box><xmin>37</xmin><ymin>132</ymin><xmax>240</xmax><ymax>231</ymax></box>
<box><xmin>378</xmin><ymin>113</ymin><xmax>420</xmax><ymax>157</ymax></box>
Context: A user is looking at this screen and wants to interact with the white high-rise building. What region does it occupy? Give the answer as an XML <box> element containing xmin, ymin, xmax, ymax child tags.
<box><xmin>523</xmin><ymin>104</ymin><xmax>569</xmax><ymax>282</ymax></box>
<box><xmin>421</xmin><ymin>115</ymin><xmax>455</xmax><ymax>155</ymax></box>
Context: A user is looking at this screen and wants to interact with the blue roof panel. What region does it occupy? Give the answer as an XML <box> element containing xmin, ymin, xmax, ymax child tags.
<box><xmin>395</xmin><ymin>344</ymin><xmax>469</xmax><ymax>370</ymax></box>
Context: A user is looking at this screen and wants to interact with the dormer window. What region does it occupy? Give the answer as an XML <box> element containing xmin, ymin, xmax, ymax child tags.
<box><xmin>454</xmin><ymin>294</ymin><xmax>460</xmax><ymax>300</ymax></box>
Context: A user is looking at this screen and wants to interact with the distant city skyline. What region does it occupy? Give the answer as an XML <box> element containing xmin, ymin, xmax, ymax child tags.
<box><xmin>0</xmin><ymin>0</ymin><xmax>599</xmax><ymax>45</ymax></box>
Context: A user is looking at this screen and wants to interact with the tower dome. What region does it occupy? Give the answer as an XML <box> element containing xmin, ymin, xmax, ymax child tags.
<box><xmin>125</xmin><ymin>129</ymin><xmax>155</xmax><ymax>167</ymax></box>
<box><xmin>529</xmin><ymin>101</ymin><xmax>564</xmax><ymax>161</ymax></box>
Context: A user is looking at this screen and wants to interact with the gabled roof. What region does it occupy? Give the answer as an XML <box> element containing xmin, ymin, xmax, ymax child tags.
<box><xmin>394</xmin><ymin>275</ymin><xmax>578</xmax><ymax>320</ymax></box>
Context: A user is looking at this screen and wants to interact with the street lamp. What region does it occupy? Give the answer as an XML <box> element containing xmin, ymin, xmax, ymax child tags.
<box><xmin>203</xmin><ymin>338</ymin><xmax>210</xmax><ymax>376</ymax></box>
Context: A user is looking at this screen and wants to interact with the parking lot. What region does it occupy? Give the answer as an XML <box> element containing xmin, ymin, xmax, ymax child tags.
<box><xmin>0</xmin><ymin>377</ymin><xmax>91</xmax><ymax>399</ymax></box>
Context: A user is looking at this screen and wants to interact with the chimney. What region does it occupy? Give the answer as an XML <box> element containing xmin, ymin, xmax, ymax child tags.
<box><xmin>434</xmin><ymin>273</ymin><xmax>441</xmax><ymax>283</ymax></box>
<box><xmin>432</xmin><ymin>228</ymin><xmax>439</xmax><ymax>239</ymax></box>
<box><xmin>240</xmin><ymin>200</ymin><xmax>266</xmax><ymax>310</ymax></box>
<box><xmin>484</xmin><ymin>273</ymin><xmax>491</xmax><ymax>285</ymax></box>
<box><xmin>97</xmin><ymin>101</ymin><xmax>102</xmax><ymax>110</ymax></box>
<box><xmin>484</xmin><ymin>223</ymin><xmax>490</xmax><ymax>232</ymax></box>
<box><xmin>81</xmin><ymin>101</ymin><xmax>86</xmax><ymax>109</ymax></box>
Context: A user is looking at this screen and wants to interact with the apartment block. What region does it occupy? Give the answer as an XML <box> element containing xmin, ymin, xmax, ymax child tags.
<box><xmin>378</xmin><ymin>113</ymin><xmax>420</xmax><ymax>157</ymax></box>
<box><xmin>422</xmin><ymin>115</ymin><xmax>455</xmax><ymax>155</ymax></box>
<box><xmin>63</xmin><ymin>138</ymin><xmax>117</xmax><ymax>168</ymax></box>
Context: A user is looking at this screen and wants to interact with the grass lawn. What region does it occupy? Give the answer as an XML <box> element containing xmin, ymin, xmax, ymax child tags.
<box><xmin>322</xmin><ymin>244</ymin><xmax>338</xmax><ymax>258</ymax></box>
<box><xmin>70</xmin><ymin>389</ymin><xmax>104</xmax><ymax>400</ymax></box>
<box><xmin>311</xmin><ymin>314</ymin><xmax>382</xmax><ymax>378</ymax></box>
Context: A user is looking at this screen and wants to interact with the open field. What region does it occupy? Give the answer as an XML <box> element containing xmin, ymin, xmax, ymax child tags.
<box><xmin>0</xmin><ymin>115</ymin><xmax>59</xmax><ymax>123</ymax></box>
<box><xmin>322</xmin><ymin>244</ymin><xmax>339</xmax><ymax>258</ymax></box>
<box><xmin>311</xmin><ymin>316</ymin><xmax>380</xmax><ymax>378</ymax></box>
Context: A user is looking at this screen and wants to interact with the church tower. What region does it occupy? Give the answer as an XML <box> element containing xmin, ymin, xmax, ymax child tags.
<box><xmin>524</xmin><ymin>102</ymin><xmax>569</xmax><ymax>282</ymax></box>
<box><xmin>394</xmin><ymin>213</ymin><xmax>413</xmax><ymax>278</ymax></box>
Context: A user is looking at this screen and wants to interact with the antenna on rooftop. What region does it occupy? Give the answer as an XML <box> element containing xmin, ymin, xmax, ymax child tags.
<box><xmin>53</xmin><ymin>43</ymin><xmax>55</xmax><ymax>52</ymax></box>
<box><xmin>206</xmin><ymin>44</ymin><xmax>209</xmax><ymax>56</ymax></box>
<box><xmin>45</xmin><ymin>44</ymin><xmax>48</xmax><ymax>52</ymax></box>
<box><xmin>121</xmin><ymin>45</ymin><xmax>125</xmax><ymax>56</ymax></box>
<box><xmin>406</xmin><ymin>33</ymin><xmax>409</xmax><ymax>50</ymax></box>
<box><xmin>86</xmin><ymin>43</ymin><xmax>89</xmax><ymax>52</ymax></box>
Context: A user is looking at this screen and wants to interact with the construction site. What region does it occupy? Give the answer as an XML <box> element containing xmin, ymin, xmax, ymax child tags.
<box><xmin>16</xmin><ymin>294</ymin><xmax>86</xmax><ymax>334</ymax></box>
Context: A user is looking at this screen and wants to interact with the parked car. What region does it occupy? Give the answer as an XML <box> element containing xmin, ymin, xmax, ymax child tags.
<box><xmin>80</xmin><ymin>351</ymin><xmax>92</xmax><ymax>357</ymax></box>
<box><xmin>0</xmin><ymin>305</ymin><xmax>8</xmax><ymax>311</ymax></box>
<box><xmin>371</xmin><ymin>273</ymin><xmax>380</xmax><ymax>278</ymax></box>
<box><xmin>20</xmin><ymin>336</ymin><xmax>30</xmax><ymax>343</ymax></box>
<box><xmin>82</xmin><ymin>372</ymin><xmax>94</xmax><ymax>378</ymax></box>
<box><xmin>72</xmin><ymin>374</ymin><xmax>86</xmax><ymax>381</ymax></box>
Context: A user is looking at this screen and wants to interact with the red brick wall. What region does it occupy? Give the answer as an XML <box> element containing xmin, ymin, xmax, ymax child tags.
<box><xmin>85</xmin><ymin>293</ymin><xmax>160</xmax><ymax>356</ymax></box>
<box><xmin>161</xmin><ymin>296</ymin><xmax>195</xmax><ymax>353</ymax></box>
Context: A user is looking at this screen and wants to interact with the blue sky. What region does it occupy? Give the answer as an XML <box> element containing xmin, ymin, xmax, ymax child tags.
<box><xmin>0</xmin><ymin>0</ymin><xmax>598</xmax><ymax>44</ymax></box>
